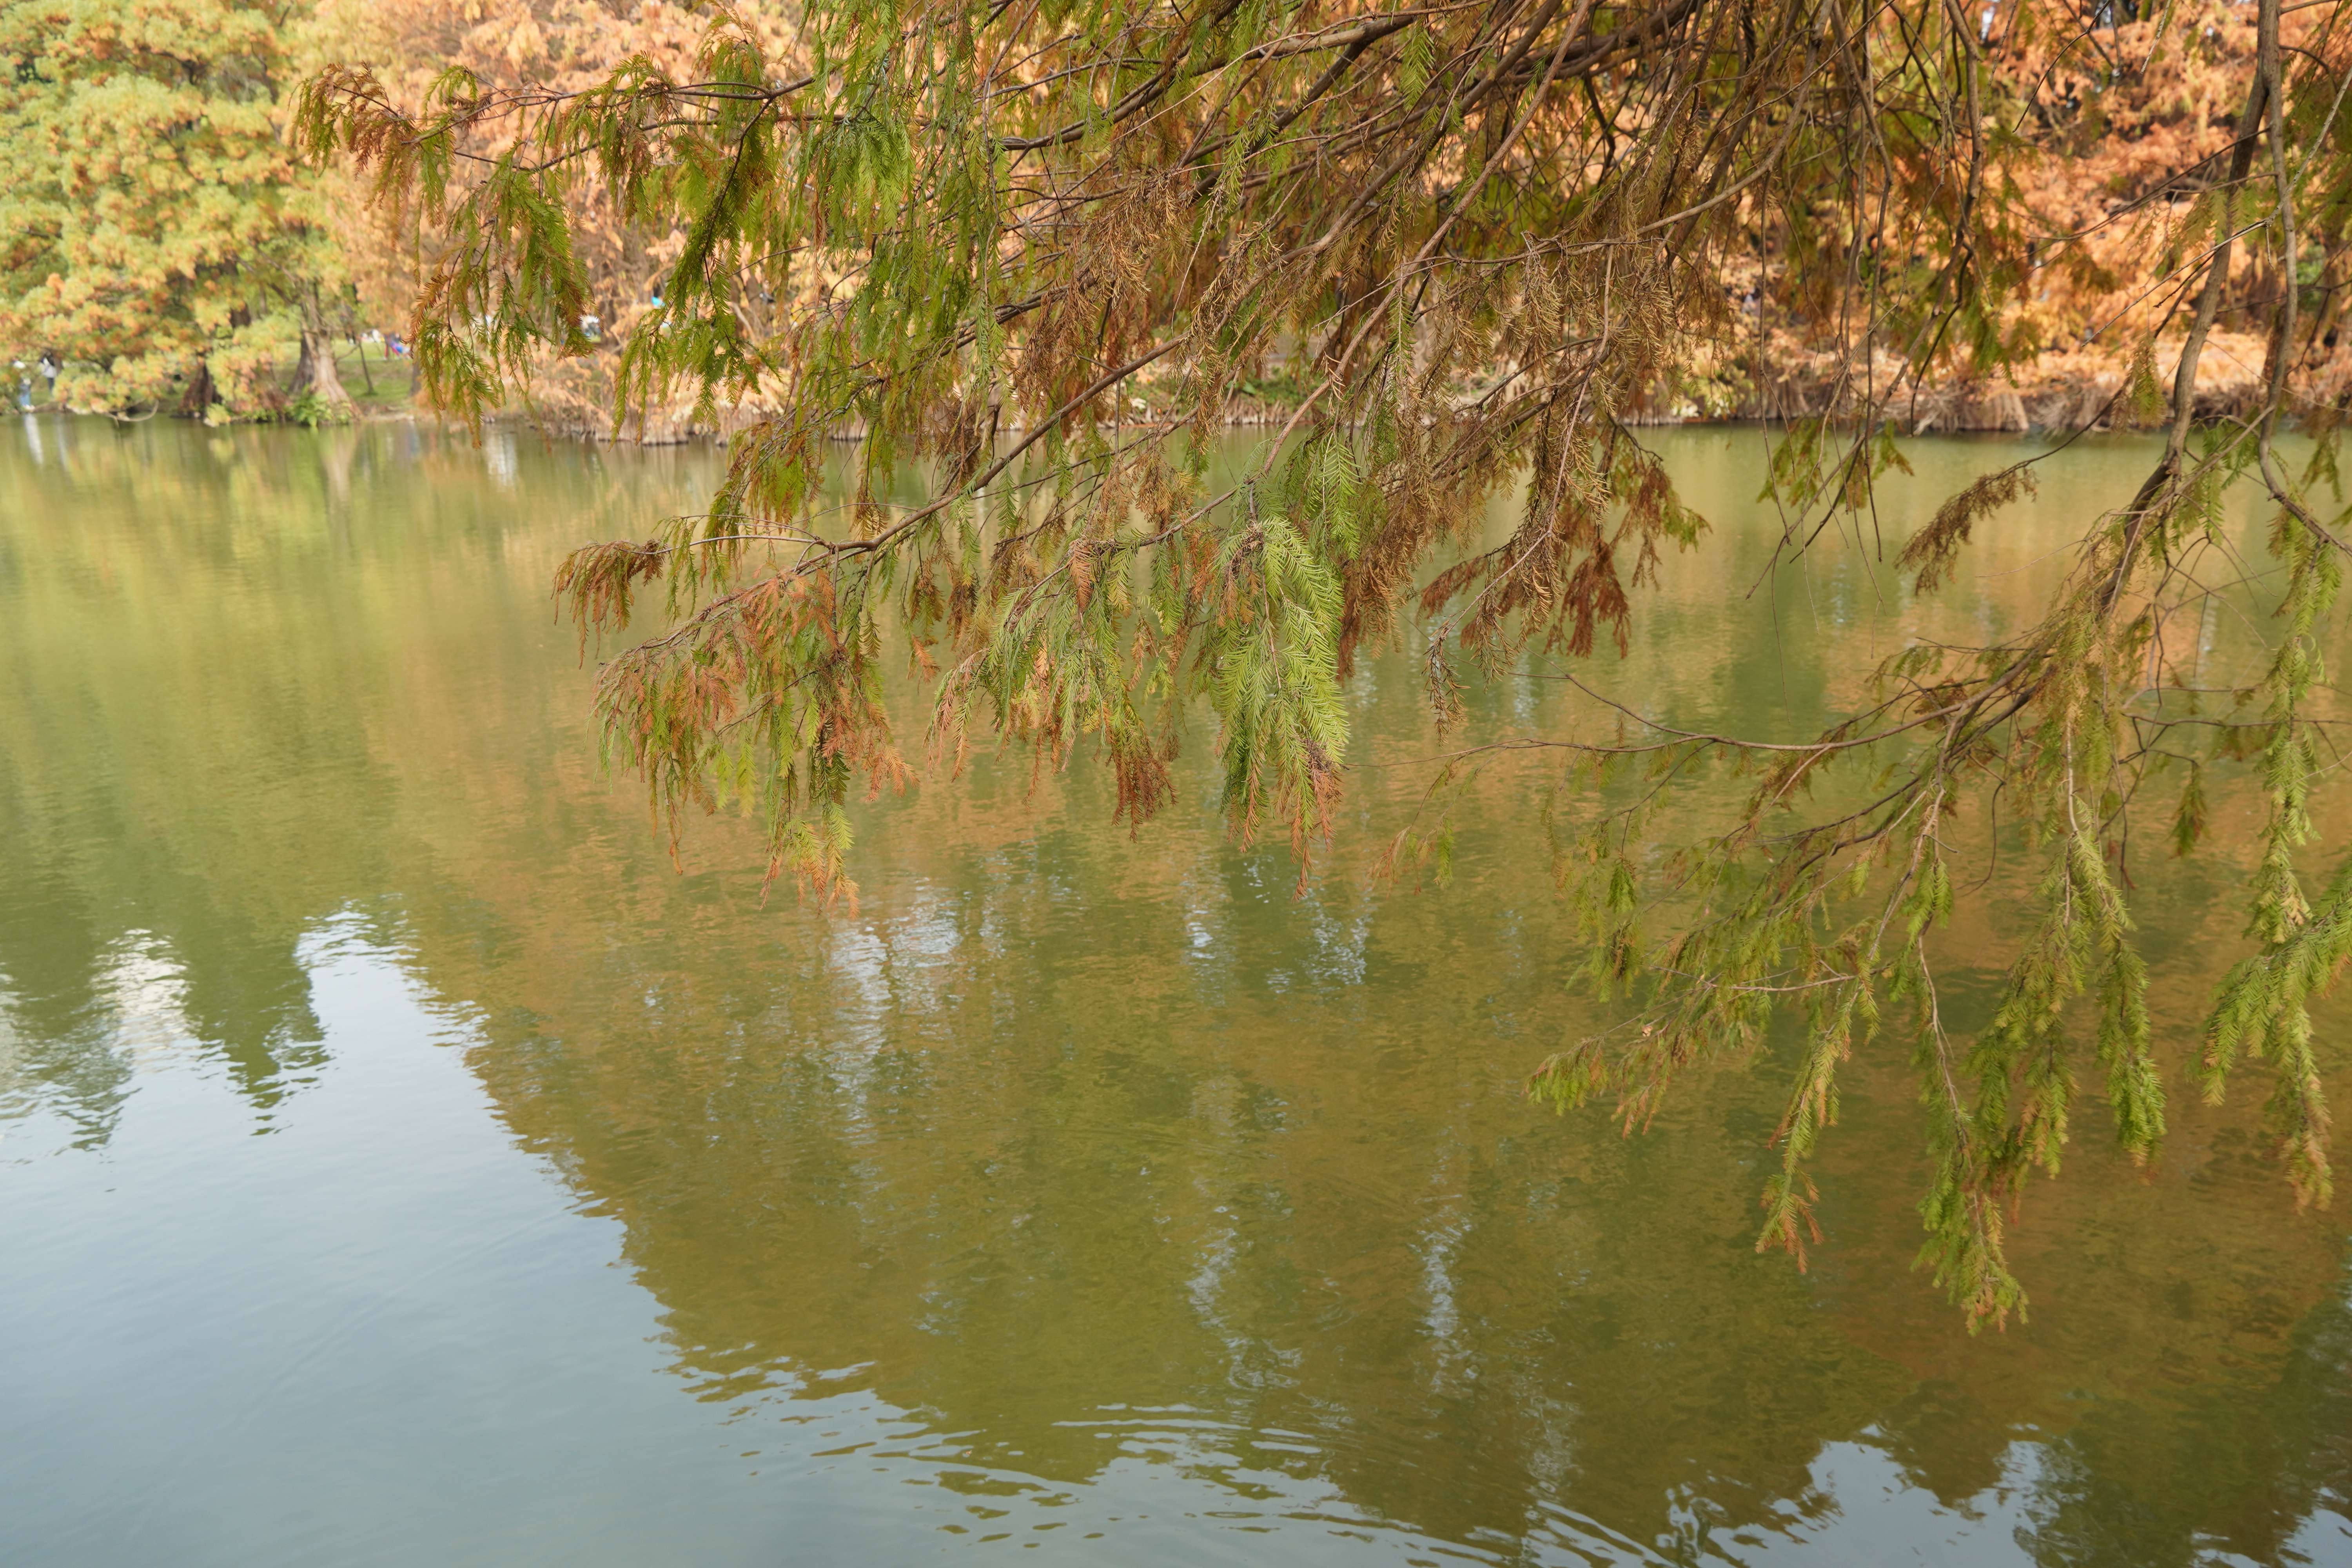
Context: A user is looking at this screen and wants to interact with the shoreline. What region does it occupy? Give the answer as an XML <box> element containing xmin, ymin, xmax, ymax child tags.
<box><xmin>15</xmin><ymin>400</ymin><xmax>2198</xmax><ymax>445</ymax></box>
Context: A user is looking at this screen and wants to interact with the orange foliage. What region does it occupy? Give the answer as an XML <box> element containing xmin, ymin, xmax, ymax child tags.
<box><xmin>314</xmin><ymin>0</ymin><xmax>799</xmax><ymax>421</ymax></box>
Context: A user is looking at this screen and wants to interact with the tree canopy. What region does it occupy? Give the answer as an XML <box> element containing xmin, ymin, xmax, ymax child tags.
<box><xmin>298</xmin><ymin>0</ymin><xmax>2352</xmax><ymax>1327</ymax></box>
<box><xmin>0</xmin><ymin>0</ymin><xmax>363</xmax><ymax>416</ymax></box>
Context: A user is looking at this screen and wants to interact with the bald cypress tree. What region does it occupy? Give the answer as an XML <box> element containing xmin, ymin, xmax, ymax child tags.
<box><xmin>303</xmin><ymin>0</ymin><xmax>2352</xmax><ymax>1325</ymax></box>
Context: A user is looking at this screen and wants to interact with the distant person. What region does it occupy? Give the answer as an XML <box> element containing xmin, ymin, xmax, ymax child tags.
<box><xmin>12</xmin><ymin>361</ymin><xmax>28</xmax><ymax>410</ymax></box>
<box><xmin>38</xmin><ymin>354</ymin><xmax>57</xmax><ymax>398</ymax></box>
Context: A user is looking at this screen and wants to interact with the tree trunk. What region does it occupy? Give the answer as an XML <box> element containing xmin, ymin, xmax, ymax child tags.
<box><xmin>179</xmin><ymin>356</ymin><xmax>216</xmax><ymax>419</ymax></box>
<box><xmin>291</xmin><ymin>323</ymin><xmax>354</xmax><ymax>411</ymax></box>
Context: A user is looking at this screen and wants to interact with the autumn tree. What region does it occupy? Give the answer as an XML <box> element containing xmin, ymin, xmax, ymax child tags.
<box><xmin>301</xmin><ymin>0</ymin><xmax>2352</xmax><ymax>1326</ymax></box>
<box><xmin>300</xmin><ymin>0</ymin><xmax>799</xmax><ymax>432</ymax></box>
<box><xmin>0</xmin><ymin>0</ymin><xmax>352</xmax><ymax>416</ymax></box>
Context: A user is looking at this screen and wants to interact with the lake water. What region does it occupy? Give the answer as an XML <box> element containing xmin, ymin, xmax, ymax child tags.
<box><xmin>2</xmin><ymin>414</ymin><xmax>2347</xmax><ymax>1566</ymax></box>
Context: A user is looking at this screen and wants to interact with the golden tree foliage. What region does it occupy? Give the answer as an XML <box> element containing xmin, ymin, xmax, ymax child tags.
<box><xmin>0</xmin><ymin>0</ymin><xmax>357</xmax><ymax>416</ymax></box>
<box><xmin>310</xmin><ymin>0</ymin><xmax>799</xmax><ymax>425</ymax></box>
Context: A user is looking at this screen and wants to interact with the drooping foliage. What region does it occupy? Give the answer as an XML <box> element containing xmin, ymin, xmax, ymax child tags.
<box><xmin>300</xmin><ymin>0</ymin><xmax>2352</xmax><ymax>1326</ymax></box>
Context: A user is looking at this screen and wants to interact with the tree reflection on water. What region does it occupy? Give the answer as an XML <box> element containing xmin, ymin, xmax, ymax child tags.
<box><xmin>1</xmin><ymin>416</ymin><xmax>2345</xmax><ymax>1565</ymax></box>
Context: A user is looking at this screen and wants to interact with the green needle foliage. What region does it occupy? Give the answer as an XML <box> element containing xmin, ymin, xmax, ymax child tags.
<box><xmin>0</xmin><ymin>0</ymin><xmax>352</xmax><ymax>417</ymax></box>
<box><xmin>301</xmin><ymin>0</ymin><xmax>2352</xmax><ymax>1326</ymax></box>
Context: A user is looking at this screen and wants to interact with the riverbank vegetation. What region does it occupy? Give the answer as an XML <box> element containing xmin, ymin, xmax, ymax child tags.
<box><xmin>4</xmin><ymin>0</ymin><xmax>2333</xmax><ymax>430</ymax></box>
<box><xmin>0</xmin><ymin>0</ymin><xmax>728</xmax><ymax>421</ymax></box>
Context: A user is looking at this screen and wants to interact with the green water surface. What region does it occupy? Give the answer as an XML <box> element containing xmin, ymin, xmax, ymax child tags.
<box><xmin>1</xmin><ymin>414</ymin><xmax>2346</xmax><ymax>1566</ymax></box>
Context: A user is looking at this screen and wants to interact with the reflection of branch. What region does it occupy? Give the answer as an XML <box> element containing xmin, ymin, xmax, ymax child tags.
<box><xmin>1384</xmin><ymin>666</ymin><xmax>1978</xmax><ymax>764</ymax></box>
